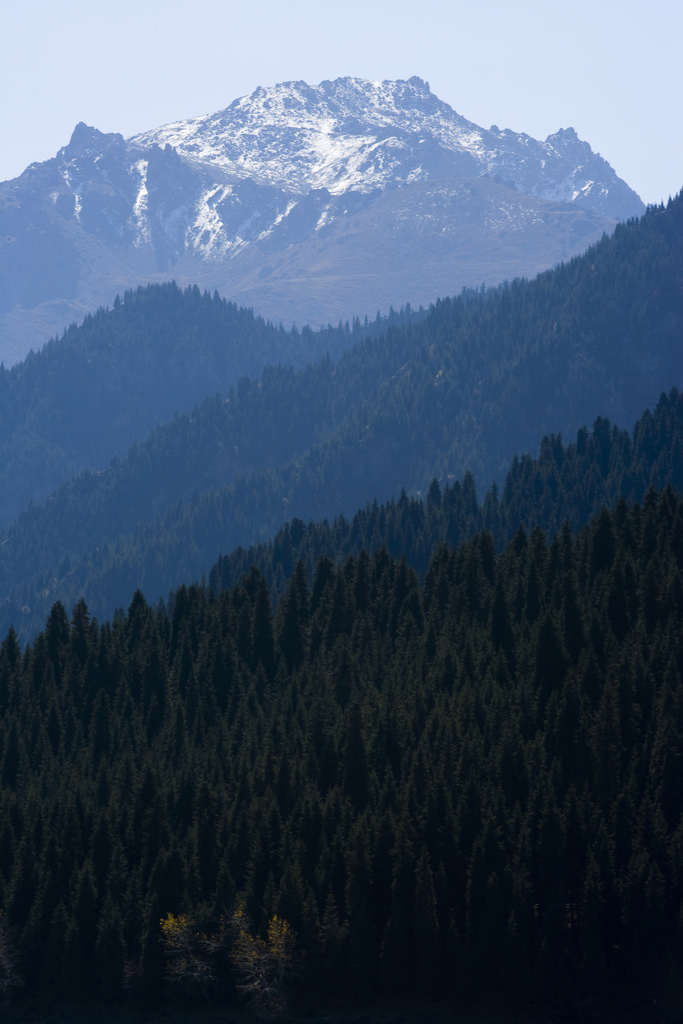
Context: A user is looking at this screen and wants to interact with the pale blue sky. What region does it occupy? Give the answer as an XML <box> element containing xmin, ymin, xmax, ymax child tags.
<box><xmin>2</xmin><ymin>0</ymin><xmax>681</xmax><ymax>205</ymax></box>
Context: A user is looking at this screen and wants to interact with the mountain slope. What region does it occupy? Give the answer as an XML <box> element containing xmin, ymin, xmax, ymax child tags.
<box><xmin>0</xmin><ymin>76</ymin><xmax>642</xmax><ymax>362</ymax></box>
<box><xmin>1</xmin><ymin>193</ymin><xmax>681</xmax><ymax>641</ymax></box>
<box><xmin>200</xmin><ymin>177</ymin><xmax>615</xmax><ymax>329</ymax></box>
<box><xmin>2</xmin><ymin>485</ymin><xmax>683</xmax><ymax>1012</ymax></box>
<box><xmin>132</xmin><ymin>76</ymin><xmax>641</xmax><ymax>216</ymax></box>
<box><xmin>204</xmin><ymin>386</ymin><xmax>683</xmax><ymax>600</ymax></box>
<box><xmin>0</xmin><ymin>282</ymin><xmax>422</xmax><ymax>527</ymax></box>
<box><xmin>4</xmin><ymin>384</ymin><xmax>676</xmax><ymax>646</ymax></box>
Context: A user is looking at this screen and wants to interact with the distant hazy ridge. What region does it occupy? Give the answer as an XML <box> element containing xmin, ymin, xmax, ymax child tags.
<box><xmin>0</xmin><ymin>76</ymin><xmax>644</xmax><ymax>363</ymax></box>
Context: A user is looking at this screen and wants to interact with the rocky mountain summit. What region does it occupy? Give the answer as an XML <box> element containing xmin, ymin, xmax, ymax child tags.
<box><xmin>0</xmin><ymin>76</ymin><xmax>644</xmax><ymax>364</ymax></box>
<box><xmin>132</xmin><ymin>76</ymin><xmax>641</xmax><ymax>217</ymax></box>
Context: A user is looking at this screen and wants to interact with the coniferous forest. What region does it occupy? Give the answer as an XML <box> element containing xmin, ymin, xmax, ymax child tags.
<box><xmin>1</xmin><ymin>193</ymin><xmax>682</xmax><ymax>644</ymax></box>
<box><xmin>0</xmin><ymin>288</ymin><xmax>424</xmax><ymax>528</ymax></box>
<box><xmin>0</xmin><ymin>191</ymin><xmax>681</xmax><ymax>1020</ymax></box>
<box><xmin>1</xmin><ymin>485</ymin><xmax>683</xmax><ymax>1015</ymax></box>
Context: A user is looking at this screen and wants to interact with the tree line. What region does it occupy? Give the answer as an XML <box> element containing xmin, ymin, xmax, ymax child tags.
<box><xmin>1</xmin><ymin>385</ymin><xmax>680</xmax><ymax>645</ymax></box>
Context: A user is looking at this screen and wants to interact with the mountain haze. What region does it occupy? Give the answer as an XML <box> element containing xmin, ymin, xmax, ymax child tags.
<box><xmin>1</xmin><ymin>193</ymin><xmax>680</xmax><ymax>642</ymax></box>
<box><xmin>0</xmin><ymin>76</ymin><xmax>643</xmax><ymax>363</ymax></box>
<box><xmin>0</xmin><ymin>285</ymin><xmax>421</xmax><ymax>528</ymax></box>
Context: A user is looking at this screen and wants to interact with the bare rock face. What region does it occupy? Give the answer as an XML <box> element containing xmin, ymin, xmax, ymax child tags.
<box><xmin>0</xmin><ymin>76</ymin><xmax>643</xmax><ymax>364</ymax></box>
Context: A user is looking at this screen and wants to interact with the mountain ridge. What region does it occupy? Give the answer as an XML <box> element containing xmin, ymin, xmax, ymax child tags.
<box><xmin>0</xmin><ymin>76</ymin><xmax>643</xmax><ymax>364</ymax></box>
<box><xmin>0</xmin><ymin>191</ymin><xmax>680</xmax><ymax>643</ymax></box>
<box><xmin>130</xmin><ymin>76</ymin><xmax>641</xmax><ymax>218</ymax></box>
<box><xmin>0</xmin><ymin>283</ymin><xmax>425</xmax><ymax>528</ymax></box>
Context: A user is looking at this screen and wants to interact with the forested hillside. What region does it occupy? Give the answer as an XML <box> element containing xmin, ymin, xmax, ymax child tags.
<box><xmin>208</xmin><ymin>387</ymin><xmax>683</xmax><ymax>601</ymax></box>
<box><xmin>0</xmin><ymin>190</ymin><xmax>681</xmax><ymax>1020</ymax></box>
<box><xmin>0</xmin><ymin>486</ymin><xmax>682</xmax><ymax>1015</ymax></box>
<box><xmin>0</xmin><ymin>282</ymin><xmax>423</xmax><ymax>527</ymax></box>
<box><xmin>0</xmin><ymin>304</ymin><xmax>431</xmax><ymax>569</ymax></box>
<box><xmin>0</xmin><ymin>192</ymin><xmax>680</xmax><ymax>643</ymax></box>
<box><xmin>1</xmin><ymin>386</ymin><xmax>681</xmax><ymax>644</ymax></box>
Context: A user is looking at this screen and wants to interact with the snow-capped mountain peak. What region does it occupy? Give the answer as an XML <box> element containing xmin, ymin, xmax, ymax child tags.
<box><xmin>1</xmin><ymin>76</ymin><xmax>645</xmax><ymax>364</ymax></box>
<box><xmin>128</xmin><ymin>76</ymin><xmax>640</xmax><ymax>218</ymax></box>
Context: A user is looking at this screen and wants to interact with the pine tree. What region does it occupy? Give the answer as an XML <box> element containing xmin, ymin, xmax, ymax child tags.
<box><xmin>96</xmin><ymin>897</ymin><xmax>126</xmax><ymax>1001</ymax></box>
<box><xmin>381</xmin><ymin>823</ymin><xmax>415</xmax><ymax>994</ymax></box>
<box><xmin>345</xmin><ymin>826</ymin><xmax>377</xmax><ymax>995</ymax></box>
<box><xmin>413</xmin><ymin>844</ymin><xmax>440</xmax><ymax>995</ymax></box>
<box><xmin>252</xmin><ymin>574</ymin><xmax>275</xmax><ymax>678</ymax></box>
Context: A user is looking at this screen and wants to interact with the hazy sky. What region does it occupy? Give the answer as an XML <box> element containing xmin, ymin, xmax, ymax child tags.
<box><xmin>2</xmin><ymin>0</ymin><xmax>681</xmax><ymax>205</ymax></box>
